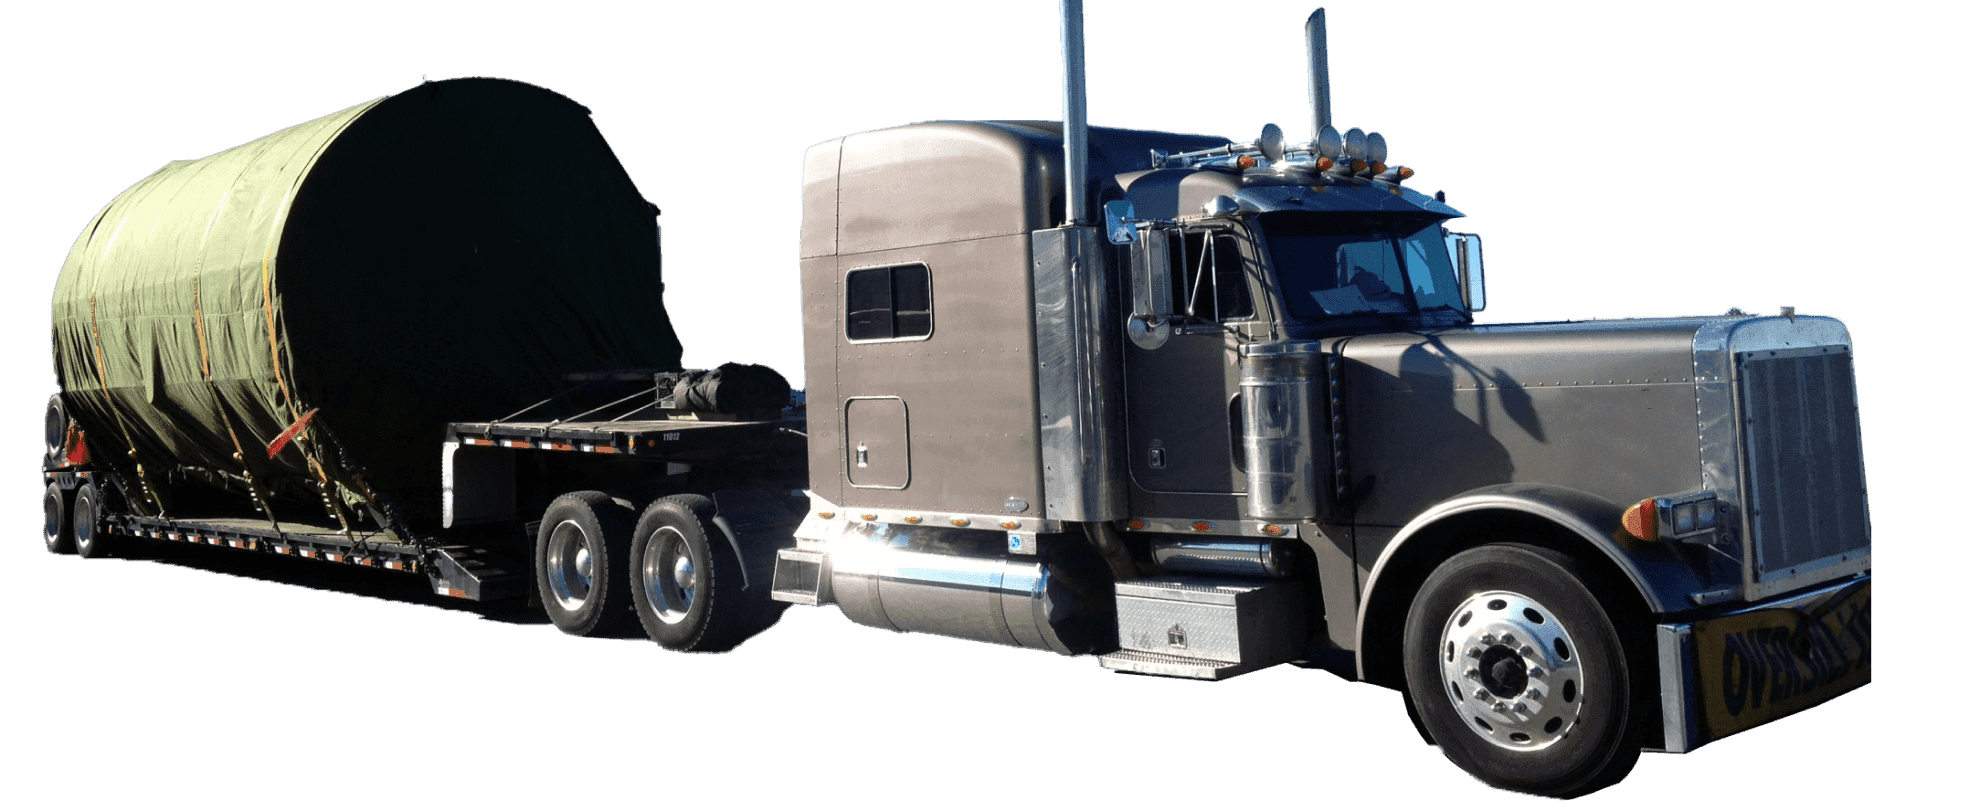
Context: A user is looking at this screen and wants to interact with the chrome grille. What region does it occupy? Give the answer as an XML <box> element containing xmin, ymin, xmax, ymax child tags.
<box><xmin>1736</xmin><ymin>347</ymin><xmax>1870</xmax><ymax>581</ymax></box>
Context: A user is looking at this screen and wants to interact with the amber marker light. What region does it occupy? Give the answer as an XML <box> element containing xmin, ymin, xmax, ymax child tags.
<box><xmin>1315</xmin><ymin>157</ymin><xmax>1335</xmax><ymax>171</ymax></box>
<box><xmin>1369</xmin><ymin>162</ymin><xmax>1387</xmax><ymax>175</ymax></box>
<box><xmin>1397</xmin><ymin>166</ymin><xmax>1415</xmax><ymax>180</ymax></box>
<box><xmin>860</xmin><ymin>513</ymin><xmax>877</xmax><ymax>521</ymax></box>
<box><xmin>1261</xmin><ymin>524</ymin><xmax>1287</xmax><ymax>537</ymax></box>
<box><xmin>998</xmin><ymin>520</ymin><xmax>1020</xmax><ymax>530</ymax></box>
<box><xmin>951</xmin><ymin>517</ymin><xmax>969</xmax><ymax>527</ymax></box>
<box><xmin>1620</xmin><ymin>498</ymin><xmax>1656</xmax><ymax>541</ymax></box>
<box><xmin>1237</xmin><ymin>154</ymin><xmax>1258</xmax><ymax>169</ymax></box>
<box><xmin>817</xmin><ymin>511</ymin><xmax>835</xmax><ymax>520</ymax></box>
<box><xmin>904</xmin><ymin>515</ymin><xmax>922</xmax><ymax>524</ymax></box>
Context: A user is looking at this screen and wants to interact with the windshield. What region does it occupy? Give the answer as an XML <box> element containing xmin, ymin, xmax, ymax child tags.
<box><xmin>1258</xmin><ymin>212</ymin><xmax>1465</xmax><ymax>318</ymax></box>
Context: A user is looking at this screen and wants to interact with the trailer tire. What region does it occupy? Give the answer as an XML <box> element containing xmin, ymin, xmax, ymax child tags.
<box><xmin>630</xmin><ymin>495</ymin><xmax>748</xmax><ymax>652</ymax></box>
<box><xmin>535</xmin><ymin>491</ymin><xmax>637</xmax><ymax>637</ymax></box>
<box><xmin>71</xmin><ymin>482</ymin><xmax>112</xmax><ymax>559</ymax></box>
<box><xmin>1402</xmin><ymin>544</ymin><xmax>1639</xmax><ymax>797</ymax></box>
<box><xmin>45</xmin><ymin>395</ymin><xmax>68</xmax><ymax>463</ymax></box>
<box><xmin>45</xmin><ymin>481</ymin><xmax>75</xmax><ymax>554</ymax></box>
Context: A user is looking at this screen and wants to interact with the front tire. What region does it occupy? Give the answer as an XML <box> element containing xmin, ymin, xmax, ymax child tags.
<box><xmin>1402</xmin><ymin>544</ymin><xmax>1639</xmax><ymax>797</ymax></box>
<box><xmin>630</xmin><ymin>495</ymin><xmax>748</xmax><ymax>652</ymax></box>
<box><xmin>535</xmin><ymin>491</ymin><xmax>636</xmax><ymax>637</ymax></box>
<box><xmin>45</xmin><ymin>482</ymin><xmax>75</xmax><ymax>554</ymax></box>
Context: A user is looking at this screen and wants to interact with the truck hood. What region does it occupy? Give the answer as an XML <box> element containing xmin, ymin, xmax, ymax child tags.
<box><xmin>1329</xmin><ymin>316</ymin><xmax>1723</xmax><ymax>526</ymax></box>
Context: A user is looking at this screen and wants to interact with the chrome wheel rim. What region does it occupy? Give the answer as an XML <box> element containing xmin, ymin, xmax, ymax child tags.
<box><xmin>73</xmin><ymin>494</ymin><xmax>94</xmax><ymax>553</ymax></box>
<box><xmin>43</xmin><ymin>487</ymin><xmax>62</xmax><ymax>549</ymax></box>
<box><xmin>544</xmin><ymin>520</ymin><xmax>595</xmax><ymax>611</ymax></box>
<box><xmin>1437</xmin><ymin>590</ymin><xmax>1584</xmax><ymax>751</ymax></box>
<box><xmin>641</xmin><ymin>526</ymin><xmax>695</xmax><ymax>625</ymax></box>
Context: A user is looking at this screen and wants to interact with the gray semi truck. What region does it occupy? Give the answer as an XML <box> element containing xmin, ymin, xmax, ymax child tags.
<box><xmin>40</xmin><ymin>5</ymin><xmax>1869</xmax><ymax>798</ymax></box>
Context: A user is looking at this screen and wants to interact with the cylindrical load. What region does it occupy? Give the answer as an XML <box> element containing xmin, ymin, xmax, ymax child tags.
<box><xmin>1240</xmin><ymin>341</ymin><xmax>1323</xmax><ymax>521</ymax></box>
<box><xmin>51</xmin><ymin>78</ymin><xmax>683</xmax><ymax>526</ymax></box>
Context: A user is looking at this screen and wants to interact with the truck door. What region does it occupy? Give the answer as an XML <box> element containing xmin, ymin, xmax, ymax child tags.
<box><xmin>1122</xmin><ymin>227</ymin><xmax>1255</xmax><ymax>496</ymax></box>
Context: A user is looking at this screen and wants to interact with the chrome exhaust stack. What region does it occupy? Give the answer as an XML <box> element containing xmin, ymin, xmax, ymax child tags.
<box><xmin>1061</xmin><ymin>0</ymin><xmax>1090</xmax><ymax>226</ymax></box>
<box><xmin>1307</xmin><ymin>8</ymin><xmax>1331</xmax><ymax>142</ymax></box>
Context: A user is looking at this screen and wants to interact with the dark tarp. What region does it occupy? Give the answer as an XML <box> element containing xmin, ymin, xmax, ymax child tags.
<box><xmin>51</xmin><ymin>78</ymin><xmax>683</xmax><ymax>529</ymax></box>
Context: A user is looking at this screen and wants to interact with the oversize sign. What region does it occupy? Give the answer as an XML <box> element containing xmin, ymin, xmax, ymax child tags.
<box><xmin>1695</xmin><ymin>580</ymin><xmax>1871</xmax><ymax>739</ymax></box>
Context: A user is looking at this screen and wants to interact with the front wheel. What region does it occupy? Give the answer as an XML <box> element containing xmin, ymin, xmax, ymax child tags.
<box><xmin>1402</xmin><ymin>544</ymin><xmax>1639</xmax><ymax>797</ymax></box>
<box><xmin>630</xmin><ymin>495</ymin><xmax>748</xmax><ymax>652</ymax></box>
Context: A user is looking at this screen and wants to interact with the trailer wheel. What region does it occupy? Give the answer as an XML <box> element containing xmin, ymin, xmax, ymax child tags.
<box><xmin>45</xmin><ymin>395</ymin><xmax>68</xmax><ymax>463</ymax></box>
<box><xmin>45</xmin><ymin>482</ymin><xmax>75</xmax><ymax>554</ymax></box>
<box><xmin>630</xmin><ymin>495</ymin><xmax>747</xmax><ymax>652</ymax></box>
<box><xmin>535</xmin><ymin>491</ymin><xmax>637</xmax><ymax>637</ymax></box>
<box><xmin>1401</xmin><ymin>544</ymin><xmax>1639</xmax><ymax>797</ymax></box>
<box><xmin>71</xmin><ymin>482</ymin><xmax>112</xmax><ymax>559</ymax></box>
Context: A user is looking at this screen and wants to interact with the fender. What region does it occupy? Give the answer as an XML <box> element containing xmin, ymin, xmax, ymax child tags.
<box><xmin>1354</xmin><ymin>483</ymin><xmax>1717</xmax><ymax>679</ymax></box>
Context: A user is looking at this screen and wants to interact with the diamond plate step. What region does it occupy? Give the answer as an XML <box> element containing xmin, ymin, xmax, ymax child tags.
<box><xmin>1099</xmin><ymin>648</ymin><xmax>1265</xmax><ymax>680</ymax></box>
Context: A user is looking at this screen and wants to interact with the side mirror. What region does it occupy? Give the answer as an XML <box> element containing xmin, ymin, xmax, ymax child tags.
<box><xmin>1447</xmin><ymin>231</ymin><xmax>1486</xmax><ymax>312</ymax></box>
<box><xmin>1127</xmin><ymin>229</ymin><xmax>1174</xmax><ymax>350</ymax></box>
<box><xmin>1104</xmin><ymin>200</ymin><xmax>1138</xmax><ymax>245</ymax></box>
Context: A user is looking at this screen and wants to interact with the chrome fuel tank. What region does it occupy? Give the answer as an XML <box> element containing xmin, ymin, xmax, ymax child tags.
<box><xmin>820</xmin><ymin>521</ymin><xmax>1106</xmax><ymax>655</ymax></box>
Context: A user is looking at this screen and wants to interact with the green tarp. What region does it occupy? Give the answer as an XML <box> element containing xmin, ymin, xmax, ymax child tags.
<box><xmin>52</xmin><ymin>78</ymin><xmax>683</xmax><ymax>528</ymax></box>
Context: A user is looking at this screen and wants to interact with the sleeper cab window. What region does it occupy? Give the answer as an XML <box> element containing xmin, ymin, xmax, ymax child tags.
<box><xmin>845</xmin><ymin>263</ymin><xmax>932</xmax><ymax>342</ymax></box>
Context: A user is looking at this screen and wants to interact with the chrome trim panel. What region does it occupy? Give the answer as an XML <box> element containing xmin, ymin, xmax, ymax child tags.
<box><xmin>1239</xmin><ymin>341</ymin><xmax>1322</xmax><ymax>520</ymax></box>
<box><xmin>1033</xmin><ymin>226</ymin><xmax>1127</xmax><ymax>522</ymax></box>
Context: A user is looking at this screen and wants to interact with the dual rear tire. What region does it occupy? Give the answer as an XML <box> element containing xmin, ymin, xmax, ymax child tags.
<box><xmin>534</xmin><ymin>491</ymin><xmax>763</xmax><ymax>652</ymax></box>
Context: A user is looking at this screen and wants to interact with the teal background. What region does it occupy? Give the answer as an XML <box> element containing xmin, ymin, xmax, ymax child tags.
<box><xmin>3</xmin><ymin>2</ymin><xmax>1936</xmax><ymax>804</ymax></box>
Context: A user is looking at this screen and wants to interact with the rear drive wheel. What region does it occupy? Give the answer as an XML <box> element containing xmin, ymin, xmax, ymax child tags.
<box><xmin>71</xmin><ymin>482</ymin><xmax>111</xmax><ymax>559</ymax></box>
<box><xmin>45</xmin><ymin>482</ymin><xmax>75</xmax><ymax>554</ymax></box>
<box><xmin>535</xmin><ymin>491</ymin><xmax>636</xmax><ymax>637</ymax></box>
<box><xmin>630</xmin><ymin>495</ymin><xmax>748</xmax><ymax>652</ymax></box>
<box><xmin>1402</xmin><ymin>544</ymin><xmax>1639</xmax><ymax>797</ymax></box>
